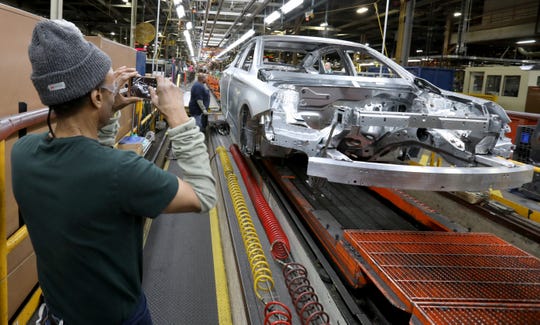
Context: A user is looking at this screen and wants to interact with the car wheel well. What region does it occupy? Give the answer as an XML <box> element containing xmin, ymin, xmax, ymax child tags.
<box><xmin>239</xmin><ymin>105</ymin><xmax>259</xmax><ymax>155</ymax></box>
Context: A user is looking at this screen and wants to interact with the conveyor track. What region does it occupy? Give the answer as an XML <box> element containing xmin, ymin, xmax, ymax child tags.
<box><xmin>205</xmin><ymin>118</ymin><xmax>540</xmax><ymax>324</ymax></box>
<box><xmin>255</xmin><ymin>155</ymin><xmax>540</xmax><ymax>324</ymax></box>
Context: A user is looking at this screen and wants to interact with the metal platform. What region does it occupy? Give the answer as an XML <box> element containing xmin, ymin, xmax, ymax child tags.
<box><xmin>411</xmin><ymin>303</ymin><xmax>540</xmax><ymax>325</ymax></box>
<box><xmin>344</xmin><ymin>230</ymin><xmax>540</xmax><ymax>323</ymax></box>
<box><xmin>142</xmin><ymin>159</ymin><xmax>220</xmax><ymax>324</ymax></box>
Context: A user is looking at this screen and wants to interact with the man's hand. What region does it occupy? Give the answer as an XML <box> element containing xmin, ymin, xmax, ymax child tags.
<box><xmin>149</xmin><ymin>75</ymin><xmax>189</xmax><ymax>128</ymax></box>
<box><xmin>111</xmin><ymin>66</ymin><xmax>140</xmax><ymax>112</ymax></box>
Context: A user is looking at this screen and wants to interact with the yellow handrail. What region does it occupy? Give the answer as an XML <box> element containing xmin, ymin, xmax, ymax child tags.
<box><xmin>7</xmin><ymin>225</ymin><xmax>28</xmax><ymax>255</ymax></box>
<box><xmin>0</xmin><ymin>108</ymin><xmax>48</xmax><ymax>324</ymax></box>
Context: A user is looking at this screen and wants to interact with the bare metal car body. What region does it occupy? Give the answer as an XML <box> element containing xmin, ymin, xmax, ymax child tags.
<box><xmin>219</xmin><ymin>35</ymin><xmax>533</xmax><ymax>191</ymax></box>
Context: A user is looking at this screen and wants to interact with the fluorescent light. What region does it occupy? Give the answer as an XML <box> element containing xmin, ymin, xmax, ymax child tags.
<box><xmin>408</xmin><ymin>59</ymin><xmax>421</xmax><ymax>62</ymax></box>
<box><xmin>416</xmin><ymin>49</ymin><xmax>423</xmax><ymax>53</ymax></box>
<box><xmin>264</xmin><ymin>11</ymin><xmax>281</xmax><ymax>25</ymax></box>
<box><xmin>356</xmin><ymin>7</ymin><xmax>368</xmax><ymax>14</ymax></box>
<box><xmin>281</xmin><ymin>0</ymin><xmax>303</xmax><ymax>14</ymax></box>
<box><xmin>183</xmin><ymin>30</ymin><xmax>194</xmax><ymax>58</ymax></box>
<box><xmin>214</xmin><ymin>20</ymin><xmax>236</xmax><ymax>25</ymax></box>
<box><xmin>215</xmin><ymin>29</ymin><xmax>255</xmax><ymax>59</ymax></box>
<box><xmin>186</xmin><ymin>21</ymin><xmax>192</xmax><ymax>30</ymax></box>
<box><xmin>320</xmin><ymin>22</ymin><xmax>328</xmax><ymax>27</ymax></box>
<box><xmin>176</xmin><ymin>5</ymin><xmax>185</xmax><ymax>18</ymax></box>
<box><xmin>453</xmin><ymin>12</ymin><xmax>461</xmax><ymax>17</ymax></box>
<box><xmin>207</xmin><ymin>11</ymin><xmax>241</xmax><ymax>16</ymax></box>
<box><xmin>516</xmin><ymin>39</ymin><xmax>536</xmax><ymax>44</ymax></box>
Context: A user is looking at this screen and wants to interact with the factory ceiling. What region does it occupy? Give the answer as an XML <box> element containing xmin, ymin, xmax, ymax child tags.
<box><xmin>2</xmin><ymin>0</ymin><xmax>539</xmax><ymax>64</ymax></box>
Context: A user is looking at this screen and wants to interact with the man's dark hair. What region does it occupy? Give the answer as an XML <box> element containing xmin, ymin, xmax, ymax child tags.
<box><xmin>47</xmin><ymin>90</ymin><xmax>94</xmax><ymax>138</ymax></box>
<box><xmin>49</xmin><ymin>91</ymin><xmax>92</xmax><ymax>117</ymax></box>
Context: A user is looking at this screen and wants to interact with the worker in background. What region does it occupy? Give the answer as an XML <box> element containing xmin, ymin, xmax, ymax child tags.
<box><xmin>189</xmin><ymin>73</ymin><xmax>210</xmax><ymax>132</ymax></box>
<box><xmin>11</xmin><ymin>19</ymin><xmax>216</xmax><ymax>325</ymax></box>
<box><xmin>323</xmin><ymin>61</ymin><xmax>333</xmax><ymax>74</ymax></box>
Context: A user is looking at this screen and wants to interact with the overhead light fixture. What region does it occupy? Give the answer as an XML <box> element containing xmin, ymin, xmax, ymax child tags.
<box><xmin>215</xmin><ymin>29</ymin><xmax>255</xmax><ymax>59</ymax></box>
<box><xmin>408</xmin><ymin>59</ymin><xmax>421</xmax><ymax>63</ymax></box>
<box><xmin>176</xmin><ymin>5</ymin><xmax>185</xmax><ymax>18</ymax></box>
<box><xmin>183</xmin><ymin>30</ymin><xmax>195</xmax><ymax>58</ymax></box>
<box><xmin>356</xmin><ymin>7</ymin><xmax>368</xmax><ymax>14</ymax></box>
<box><xmin>520</xmin><ymin>65</ymin><xmax>535</xmax><ymax>71</ymax></box>
<box><xmin>110</xmin><ymin>32</ymin><xmax>115</xmax><ymax>35</ymax></box>
<box><xmin>264</xmin><ymin>11</ymin><xmax>281</xmax><ymax>25</ymax></box>
<box><xmin>416</xmin><ymin>49</ymin><xmax>423</xmax><ymax>53</ymax></box>
<box><xmin>186</xmin><ymin>21</ymin><xmax>192</xmax><ymax>30</ymax></box>
<box><xmin>208</xmin><ymin>11</ymin><xmax>241</xmax><ymax>16</ymax></box>
<box><xmin>214</xmin><ymin>20</ymin><xmax>236</xmax><ymax>25</ymax></box>
<box><xmin>173</xmin><ymin>0</ymin><xmax>181</xmax><ymax>4</ymax></box>
<box><xmin>453</xmin><ymin>12</ymin><xmax>461</xmax><ymax>17</ymax></box>
<box><xmin>320</xmin><ymin>22</ymin><xmax>328</xmax><ymax>27</ymax></box>
<box><xmin>281</xmin><ymin>0</ymin><xmax>303</xmax><ymax>14</ymax></box>
<box><xmin>516</xmin><ymin>39</ymin><xmax>536</xmax><ymax>44</ymax></box>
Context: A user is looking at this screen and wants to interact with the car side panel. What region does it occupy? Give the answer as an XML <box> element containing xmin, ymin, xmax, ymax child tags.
<box><xmin>226</xmin><ymin>67</ymin><xmax>274</xmax><ymax>139</ymax></box>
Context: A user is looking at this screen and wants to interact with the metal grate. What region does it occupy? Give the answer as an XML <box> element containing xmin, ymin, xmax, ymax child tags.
<box><xmin>413</xmin><ymin>303</ymin><xmax>540</xmax><ymax>325</ymax></box>
<box><xmin>344</xmin><ymin>230</ymin><xmax>540</xmax><ymax>313</ymax></box>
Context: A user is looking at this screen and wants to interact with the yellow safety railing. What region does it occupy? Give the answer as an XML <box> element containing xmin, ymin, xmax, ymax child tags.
<box><xmin>0</xmin><ymin>107</ymin><xmax>48</xmax><ymax>324</ymax></box>
<box><xmin>0</xmin><ymin>104</ymin><xmax>154</xmax><ymax>324</ymax></box>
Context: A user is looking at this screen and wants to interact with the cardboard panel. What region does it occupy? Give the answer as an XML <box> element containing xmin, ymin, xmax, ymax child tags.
<box><xmin>4</xmin><ymin>235</ymin><xmax>37</xmax><ymax>318</ymax></box>
<box><xmin>7</xmin><ymin>252</ymin><xmax>37</xmax><ymax>318</ymax></box>
<box><xmin>0</xmin><ymin>4</ymin><xmax>43</xmax><ymax>235</ymax></box>
<box><xmin>0</xmin><ymin>5</ymin><xmax>43</xmax><ymax>117</ymax></box>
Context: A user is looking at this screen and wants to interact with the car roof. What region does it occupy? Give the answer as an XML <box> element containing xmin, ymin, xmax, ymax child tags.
<box><xmin>254</xmin><ymin>35</ymin><xmax>367</xmax><ymax>51</ymax></box>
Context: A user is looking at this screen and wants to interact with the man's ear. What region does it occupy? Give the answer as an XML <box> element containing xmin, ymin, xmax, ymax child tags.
<box><xmin>90</xmin><ymin>88</ymin><xmax>104</xmax><ymax>108</ymax></box>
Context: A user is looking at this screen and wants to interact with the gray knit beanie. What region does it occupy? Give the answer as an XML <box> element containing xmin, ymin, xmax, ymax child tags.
<box><xmin>28</xmin><ymin>19</ymin><xmax>112</xmax><ymax>106</ymax></box>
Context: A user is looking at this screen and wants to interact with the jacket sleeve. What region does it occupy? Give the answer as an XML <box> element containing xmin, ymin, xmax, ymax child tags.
<box><xmin>168</xmin><ymin>118</ymin><xmax>216</xmax><ymax>212</ymax></box>
<box><xmin>97</xmin><ymin>111</ymin><xmax>121</xmax><ymax>147</ymax></box>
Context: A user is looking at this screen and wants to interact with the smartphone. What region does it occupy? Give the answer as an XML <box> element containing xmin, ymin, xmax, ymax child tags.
<box><xmin>129</xmin><ymin>76</ymin><xmax>157</xmax><ymax>99</ymax></box>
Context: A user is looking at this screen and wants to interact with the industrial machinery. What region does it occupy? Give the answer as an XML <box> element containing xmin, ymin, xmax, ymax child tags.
<box><xmin>514</xmin><ymin>123</ymin><xmax>540</xmax><ymax>200</ymax></box>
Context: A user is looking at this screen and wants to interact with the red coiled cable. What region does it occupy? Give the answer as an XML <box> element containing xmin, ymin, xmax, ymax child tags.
<box><xmin>229</xmin><ymin>144</ymin><xmax>290</xmax><ymax>260</ymax></box>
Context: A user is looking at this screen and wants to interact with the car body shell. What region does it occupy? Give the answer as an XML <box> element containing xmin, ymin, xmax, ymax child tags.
<box><xmin>219</xmin><ymin>35</ymin><xmax>533</xmax><ymax>191</ymax></box>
